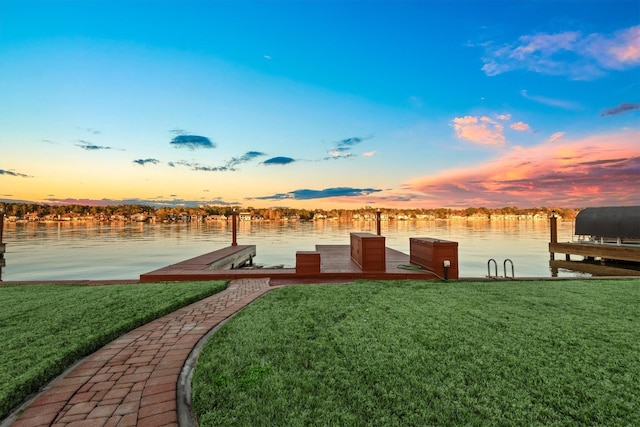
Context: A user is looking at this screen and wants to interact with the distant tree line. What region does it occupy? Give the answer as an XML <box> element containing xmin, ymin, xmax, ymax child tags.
<box><xmin>0</xmin><ymin>202</ymin><xmax>579</xmax><ymax>221</ymax></box>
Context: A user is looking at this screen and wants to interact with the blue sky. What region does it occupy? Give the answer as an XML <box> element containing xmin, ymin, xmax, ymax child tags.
<box><xmin>1</xmin><ymin>0</ymin><xmax>638</xmax><ymax>209</ymax></box>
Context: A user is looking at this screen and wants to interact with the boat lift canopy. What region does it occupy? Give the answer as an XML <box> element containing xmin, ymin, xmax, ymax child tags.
<box><xmin>575</xmin><ymin>206</ymin><xmax>640</xmax><ymax>239</ymax></box>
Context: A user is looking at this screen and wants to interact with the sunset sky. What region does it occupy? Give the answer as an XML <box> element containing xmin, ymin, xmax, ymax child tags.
<box><xmin>1</xmin><ymin>0</ymin><xmax>639</xmax><ymax>209</ymax></box>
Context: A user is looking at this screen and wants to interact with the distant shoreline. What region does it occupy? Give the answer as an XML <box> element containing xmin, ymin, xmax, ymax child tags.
<box><xmin>2</xmin><ymin>214</ymin><xmax>563</xmax><ymax>225</ymax></box>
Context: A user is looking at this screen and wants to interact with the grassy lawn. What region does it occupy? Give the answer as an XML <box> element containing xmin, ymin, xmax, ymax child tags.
<box><xmin>0</xmin><ymin>281</ymin><xmax>227</xmax><ymax>419</ymax></box>
<box><xmin>192</xmin><ymin>279</ymin><xmax>640</xmax><ymax>426</ymax></box>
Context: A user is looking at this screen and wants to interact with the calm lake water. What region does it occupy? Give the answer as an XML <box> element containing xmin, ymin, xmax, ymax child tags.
<box><xmin>0</xmin><ymin>219</ymin><xmax>582</xmax><ymax>281</ymax></box>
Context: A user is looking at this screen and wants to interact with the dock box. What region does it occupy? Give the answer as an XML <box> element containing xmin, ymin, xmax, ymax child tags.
<box><xmin>410</xmin><ymin>237</ymin><xmax>459</xmax><ymax>279</ymax></box>
<box><xmin>350</xmin><ymin>233</ymin><xmax>386</xmax><ymax>271</ymax></box>
<box><xmin>296</xmin><ymin>251</ymin><xmax>321</xmax><ymax>274</ymax></box>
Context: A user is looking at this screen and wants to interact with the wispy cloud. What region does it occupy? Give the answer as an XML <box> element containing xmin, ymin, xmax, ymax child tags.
<box><xmin>324</xmin><ymin>151</ymin><xmax>355</xmax><ymax>160</ymax></box>
<box><xmin>263</xmin><ymin>156</ymin><xmax>296</xmax><ymax>165</ymax></box>
<box><xmin>363</xmin><ymin>151</ymin><xmax>377</xmax><ymax>158</ymax></box>
<box><xmin>0</xmin><ymin>169</ymin><xmax>32</xmax><ymax>178</ymax></box>
<box><xmin>406</xmin><ymin>130</ymin><xmax>640</xmax><ymax>207</ymax></box>
<box><xmin>251</xmin><ymin>187</ymin><xmax>382</xmax><ymax>201</ymax></box>
<box><xmin>227</xmin><ymin>151</ymin><xmax>266</xmax><ymax>168</ymax></box>
<box><xmin>170</xmin><ymin>134</ymin><xmax>216</xmax><ymax>150</ymax></box>
<box><xmin>324</xmin><ymin>135</ymin><xmax>372</xmax><ymax>160</ymax></box>
<box><xmin>76</xmin><ymin>127</ymin><xmax>101</xmax><ymax>135</ymax></box>
<box><xmin>170</xmin><ymin>151</ymin><xmax>265</xmax><ymax>172</ymax></box>
<box><xmin>171</xmin><ymin>161</ymin><xmax>229</xmax><ymax>172</ymax></box>
<box><xmin>76</xmin><ymin>141</ymin><xmax>112</xmax><ymax>150</ymax></box>
<box><xmin>482</xmin><ymin>25</ymin><xmax>640</xmax><ymax>80</ymax></box>
<box><xmin>601</xmin><ymin>102</ymin><xmax>640</xmax><ymax>117</ymax></box>
<box><xmin>452</xmin><ymin>116</ymin><xmax>505</xmax><ymax>147</ymax></box>
<box><xmin>133</xmin><ymin>158</ymin><xmax>160</xmax><ymax>166</ymax></box>
<box><xmin>520</xmin><ymin>90</ymin><xmax>581</xmax><ymax>110</ymax></box>
<box><xmin>546</xmin><ymin>132</ymin><xmax>565</xmax><ymax>144</ymax></box>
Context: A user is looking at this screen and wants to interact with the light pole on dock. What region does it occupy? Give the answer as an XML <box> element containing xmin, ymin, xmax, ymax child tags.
<box><xmin>376</xmin><ymin>209</ymin><xmax>381</xmax><ymax>236</ymax></box>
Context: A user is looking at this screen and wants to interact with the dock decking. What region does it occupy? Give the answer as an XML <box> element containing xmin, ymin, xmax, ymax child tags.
<box><xmin>549</xmin><ymin>241</ymin><xmax>640</xmax><ymax>263</ymax></box>
<box><xmin>140</xmin><ymin>244</ymin><xmax>442</xmax><ymax>283</ymax></box>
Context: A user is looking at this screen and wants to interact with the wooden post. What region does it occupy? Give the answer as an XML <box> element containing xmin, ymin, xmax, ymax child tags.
<box><xmin>0</xmin><ymin>205</ymin><xmax>5</xmax><ymax>281</ymax></box>
<box><xmin>231</xmin><ymin>209</ymin><xmax>237</xmax><ymax>246</ymax></box>
<box><xmin>0</xmin><ymin>204</ymin><xmax>4</xmax><ymax>243</ymax></box>
<box><xmin>376</xmin><ymin>209</ymin><xmax>381</xmax><ymax>236</ymax></box>
<box><xmin>549</xmin><ymin>210</ymin><xmax>557</xmax><ymax>260</ymax></box>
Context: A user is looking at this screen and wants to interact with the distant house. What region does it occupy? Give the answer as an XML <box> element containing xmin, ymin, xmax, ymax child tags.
<box><xmin>131</xmin><ymin>213</ymin><xmax>148</xmax><ymax>222</ymax></box>
<box><xmin>205</xmin><ymin>215</ymin><xmax>227</xmax><ymax>221</ymax></box>
<box><xmin>239</xmin><ymin>212</ymin><xmax>252</xmax><ymax>221</ymax></box>
<box><xmin>24</xmin><ymin>212</ymin><xmax>40</xmax><ymax>222</ymax></box>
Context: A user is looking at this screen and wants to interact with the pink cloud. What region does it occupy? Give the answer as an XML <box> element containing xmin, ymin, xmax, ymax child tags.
<box><xmin>482</xmin><ymin>25</ymin><xmax>640</xmax><ymax>80</ymax></box>
<box><xmin>546</xmin><ymin>132</ymin><xmax>565</xmax><ymax>143</ymax></box>
<box><xmin>583</xmin><ymin>25</ymin><xmax>640</xmax><ymax>69</ymax></box>
<box><xmin>510</xmin><ymin>121</ymin><xmax>530</xmax><ymax>131</ymax></box>
<box><xmin>452</xmin><ymin>115</ymin><xmax>505</xmax><ymax>146</ymax></box>
<box><xmin>405</xmin><ymin>130</ymin><xmax>640</xmax><ymax>208</ymax></box>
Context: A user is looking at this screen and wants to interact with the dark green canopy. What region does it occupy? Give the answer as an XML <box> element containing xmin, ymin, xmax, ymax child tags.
<box><xmin>575</xmin><ymin>206</ymin><xmax>640</xmax><ymax>239</ymax></box>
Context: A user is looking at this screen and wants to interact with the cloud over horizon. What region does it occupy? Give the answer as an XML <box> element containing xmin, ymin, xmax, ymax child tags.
<box><xmin>406</xmin><ymin>130</ymin><xmax>640</xmax><ymax>207</ymax></box>
<box><xmin>482</xmin><ymin>25</ymin><xmax>640</xmax><ymax>80</ymax></box>
<box><xmin>251</xmin><ymin>187</ymin><xmax>382</xmax><ymax>201</ymax></box>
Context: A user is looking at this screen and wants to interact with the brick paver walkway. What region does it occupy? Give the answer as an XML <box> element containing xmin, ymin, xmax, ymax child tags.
<box><xmin>9</xmin><ymin>278</ymin><xmax>273</xmax><ymax>427</ymax></box>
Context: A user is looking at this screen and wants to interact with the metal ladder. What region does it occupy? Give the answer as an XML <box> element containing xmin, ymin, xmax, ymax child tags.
<box><xmin>487</xmin><ymin>258</ymin><xmax>515</xmax><ymax>279</ymax></box>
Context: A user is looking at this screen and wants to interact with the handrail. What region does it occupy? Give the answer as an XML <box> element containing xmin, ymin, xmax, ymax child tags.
<box><xmin>503</xmin><ymin>259</ymin><xmax>515</xmax><ymax>279</ymax></box>
<box><xmin>487</xmin><ymin>258</ymin><xmax>498</xmax><ymax>278</ymax></box>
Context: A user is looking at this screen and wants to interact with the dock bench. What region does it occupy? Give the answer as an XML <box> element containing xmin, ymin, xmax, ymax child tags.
<box><xmin>296</xmin><ymin>251</ymin><xmax>321</xmax><ymax>273</ymax></box>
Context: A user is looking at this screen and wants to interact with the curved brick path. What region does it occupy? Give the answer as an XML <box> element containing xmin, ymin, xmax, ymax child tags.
<box><xmin>8</xmin><ymin>278</ymin><xmax>274</xmax><ymax>427</ymax></box>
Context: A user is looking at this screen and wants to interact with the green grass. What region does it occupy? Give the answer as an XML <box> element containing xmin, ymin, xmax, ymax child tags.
<box><xmin>192</xmin><ymin>279</ymin><xmax>640</xmax><ymax>426</ymax></box>
<box><xmin>0</xmin><ymin>280</ymin><xmax>227</xmax><ymax>419</ymax></box>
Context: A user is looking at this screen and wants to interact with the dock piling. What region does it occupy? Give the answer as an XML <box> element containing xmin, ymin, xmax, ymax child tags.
<box><xmin>232</xmin><ymin>209</ymin><xmax>237</xmax><ymax>246</ymax></box>
<box><xmin>0</xmin><ymin>204</ymin><xmax>5</xmax><ymax>281</ymax></box>
<box><xmin>549</xmin><ymin>210</ymin><xmax>557</xmax><ymax>260</ymax></box>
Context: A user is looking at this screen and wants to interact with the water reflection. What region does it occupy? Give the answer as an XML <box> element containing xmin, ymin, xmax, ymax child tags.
<box><xmin>1</xmin><ymin>219</ymin><xmax>579</xmax><ymax>281</ymax></box>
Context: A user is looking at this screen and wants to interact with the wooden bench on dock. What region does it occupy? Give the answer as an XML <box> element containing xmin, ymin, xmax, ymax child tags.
<box><xmin>296</xmin><ymin>251</ymin><xmax>321</xmax><ymax>273</ymax></box>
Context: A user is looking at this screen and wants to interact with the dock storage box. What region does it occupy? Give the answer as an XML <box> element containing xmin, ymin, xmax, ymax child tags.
<box><xmin>410</xmin><ymin>238</ymin><xmax>459</xmax><ymax>279</ymax></box>
<box><xmin>350</xmin><ymin>233</ymin><xmax>386</xmax><ymax>271</ymax></box>
<box><xmin>296</xmin><ymin>251</ymin><xmax>321</xmax><ymax>274</ymax></box>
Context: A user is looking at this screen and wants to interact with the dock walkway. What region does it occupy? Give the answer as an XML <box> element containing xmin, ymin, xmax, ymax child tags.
<box><xmin>140</xmin><ymin>245</ymin><xmax>441</xmax><ymax>282</ymax></box>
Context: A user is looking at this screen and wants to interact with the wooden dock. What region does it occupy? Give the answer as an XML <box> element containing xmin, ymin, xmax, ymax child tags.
<box><xmin>547</xmin><ymin>208</ymin><xmax>640</xmax><ymax>276</ymax></box>
<box><xmin>140</xmin><ymin>244</ymin><xmax>442</xmax><ymax>283</ymax></box>
<box><xmin>549</xmin><ymin>241</ymin><xmax>640</xmax><ymax>263</ymax></box>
